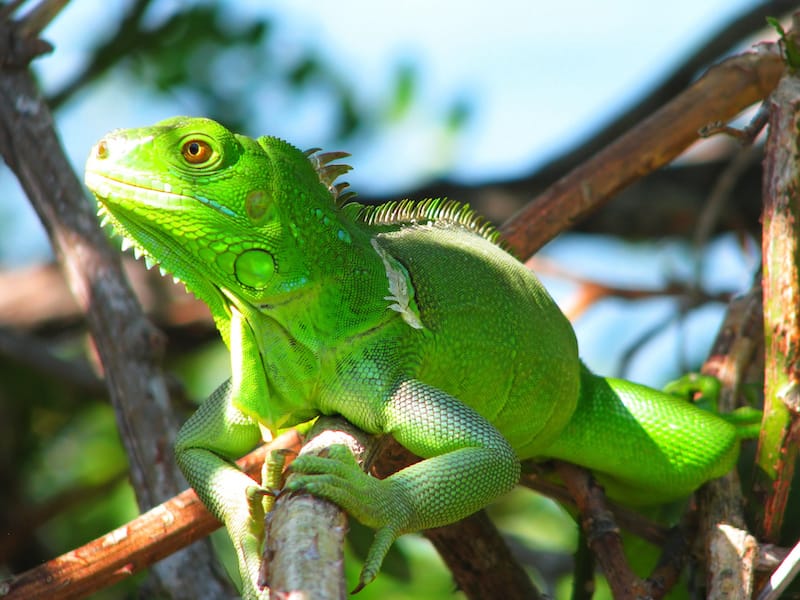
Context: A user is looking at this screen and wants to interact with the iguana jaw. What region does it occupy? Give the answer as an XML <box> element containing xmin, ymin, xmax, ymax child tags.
<box><xmin>86</xmin><ymin>169</ymin><xmax>228</xmax><ymax>318</ymax></box>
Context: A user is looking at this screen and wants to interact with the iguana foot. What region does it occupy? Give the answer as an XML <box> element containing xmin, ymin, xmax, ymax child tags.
<box><xmin>287</xmin><ymin>444</ymin><xmax>408</xmax><ymax>588</ymax></box>
<box><xmin>227</xmin><ymin>485</ymin><xmax>277</xmax><ymax>600</ymax></box>
<box><xmin>351</xmin><ymin>526</ymin><xmax>396</xmax><ymax>593</ymax></box>
<box><xmin>227</xmin><ymin>511</ymin><xmax>268</xmax><ymax>600</ymax></box>
<box><xmin>663</xmin><ymin>373</ymin><xmax>721</xmax><ymax>408</ymax></box>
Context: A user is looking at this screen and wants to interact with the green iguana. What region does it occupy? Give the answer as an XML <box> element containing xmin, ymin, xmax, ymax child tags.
<box><xmin>85</xmin><ymin>116</ymin><xmax>746</xmax><ymax>597</ymax></box>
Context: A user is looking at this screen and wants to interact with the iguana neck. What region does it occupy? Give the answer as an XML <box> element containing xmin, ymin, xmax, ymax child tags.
<box><xmin>215</xmin><ymin>197</ymin><xmax>413</xmax><ymax>351</ymax></box>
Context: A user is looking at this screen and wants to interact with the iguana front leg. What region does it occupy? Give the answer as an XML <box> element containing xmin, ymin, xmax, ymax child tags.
<box><xmin>288</xmin><ymin>379</ymin><xmax>520</xmax><ymax>590</ymax></box>
<box><xmin>174</xmin><ymin>379</ymin><xmax>267</xmax><ymax>599</ymax></box>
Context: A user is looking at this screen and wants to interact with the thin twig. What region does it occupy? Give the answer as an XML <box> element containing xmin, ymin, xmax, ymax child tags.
<box><xmin>518</xmin><ymin>466</ymin><xmax>671</xmax><ymax>547</ymax></box>
<box><xmin>698</xmin><ymin>101</ymin><xmax>770</xmax><ymax>143</ymax></box>
<box><xmin>0</xmin><ymin>326</ymin><xmax>106</xmax><ymax>395</ymax></box>
<box><xmin>756</xmin><ymin>538</ymin><xmax>800</xmax><ymax>600</ymax></box>
<box><xmin>17</xmin><ymin>0</ymin><xmax>68</xmax><ymax>37</ymax></box>
<box><xmin>693</xmin><ymin>144</ymin><xmax>762</xmax><ymax>252</ymax></box>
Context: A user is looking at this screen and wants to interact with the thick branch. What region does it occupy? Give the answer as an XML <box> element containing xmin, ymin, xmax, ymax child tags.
<box><xmin>0</xmin><ymin>9</ymin><xmax>173</xmax><ymax>523</ymax></box>
<box><xmin>755</xmin><ymin>61</ymin><xmax>800</xmax><ymax>543</ymax></box>
<box><xmin>0</xmin><ymin>9</ymin><xmax>229</xmax><ymax>597</ymax></box>
<box><xmin>262</xmin><ymin>419</ymin><xmax>372</xmax><ymax>599</ymax></box>
<box><xmin>500</xmin><ymin>44</ymin><xmax>784</xmax><ymax>257</ymax></box>
<box><xmin>0</xmin><ymin>430</ymin><xmax>302</xmax><ymax>600</ymax></box>
<box><xmin>699</xmin><ymin>277</ymin><xmax>763</xmax><ymax>599</ymax></box>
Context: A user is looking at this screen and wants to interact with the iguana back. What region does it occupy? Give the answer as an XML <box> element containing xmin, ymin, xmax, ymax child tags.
<box><xmin>366</xmin><ymin>219</ymin><xmax>580</xmax><ymax>456</ymax></box>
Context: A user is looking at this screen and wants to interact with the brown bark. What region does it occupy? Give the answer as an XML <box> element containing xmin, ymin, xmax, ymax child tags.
<box><xmin>754</xmin><ymin>55</ymin><xmax>800</xmax><ymax>544</ymax></box>
<box><xmin>0</xmin><ymin>6</ymin><xmax>230</xmax><ymax>597</ymax></box>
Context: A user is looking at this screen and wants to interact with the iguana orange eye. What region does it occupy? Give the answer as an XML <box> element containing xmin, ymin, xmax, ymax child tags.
<box><xmin>182</xmin><ymin>139</ymin><xmax>213</xmax><ymax>164</ymax></box>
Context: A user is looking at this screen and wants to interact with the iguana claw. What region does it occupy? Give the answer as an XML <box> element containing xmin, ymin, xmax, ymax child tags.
<box><xmin>287</xmin><ymin>444</ymin><xmax>407</xmax><ymax>588</ymax></box>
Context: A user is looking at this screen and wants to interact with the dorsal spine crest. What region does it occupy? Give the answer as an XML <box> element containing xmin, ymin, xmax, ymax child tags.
<box><xmin>351</xmin><ymin>198</ymin><xmax>507</xmax><ymax>249</ymax></box>
<box><xmin>303</xmin><ymin>146</ymin><xmax>506</xmax><ymax>249</ymax></box>
<box><xmin>305</xmin><ymin>148</ymin><xmax>357</xmax><ymax>204</ymax></box>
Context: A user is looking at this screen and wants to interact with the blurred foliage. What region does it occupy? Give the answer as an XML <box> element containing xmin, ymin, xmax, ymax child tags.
<box><xmin>47</xmin><ymin>0</ymin><xmax>471</xmax><ymax>143</ymax></box>
<box><xmin>767</xmin><ymin>15</ymin><xmax>800</xmax><ymax>70</ymax></box>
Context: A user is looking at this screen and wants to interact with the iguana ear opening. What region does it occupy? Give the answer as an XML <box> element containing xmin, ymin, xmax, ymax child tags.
<box><xmin>245</xmin><ymin>189</ymin><xmax>275</xmax><ymax>225</ymax></box>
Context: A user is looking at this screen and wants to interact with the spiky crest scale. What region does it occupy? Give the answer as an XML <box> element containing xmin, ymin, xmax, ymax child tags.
<box><xmin>303</xmin><ymin>147</ymin><xmax>507</xmax><ymax>250</ymax></box>
<box><xmin>350</xmin><ymin>198</ymin><xmax>508</xmax><ymax>250</ymax></box>
<box><xmin>305</xmin><ymin>148</ymin><xmax>357</xmax><ymax>204</ymax></box>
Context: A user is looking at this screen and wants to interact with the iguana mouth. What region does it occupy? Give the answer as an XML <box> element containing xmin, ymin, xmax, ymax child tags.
<box><xmin>86</xmin><ymin>170</ymin><xmax>207</xmax><ymax>211</ymax></box>
<box><xmin>88</xmin><ymin>169</ymin><xmax>242</xmax><ymax>225</ymax></box>
<box><xmin>94</xmin><ymin>202</ymin><xmax>181</xmax><ymax>284</ymax></box>
<box><xmin>88</xmin><ymin>171</ymin><xmax>190</xmax><ymax>287</ymax></box>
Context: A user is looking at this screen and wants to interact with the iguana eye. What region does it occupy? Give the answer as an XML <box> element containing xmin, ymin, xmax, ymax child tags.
<box><xmin>182</xmin><ymin>139</ymin><xmax>213</xmax><ymax>164</ymax></box>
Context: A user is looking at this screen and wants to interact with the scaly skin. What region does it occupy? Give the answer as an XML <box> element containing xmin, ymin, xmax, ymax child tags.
<box><xmin>85</xmin><ymin>117</ymin><xmax>742</xmax><ymax>597</ymax></box>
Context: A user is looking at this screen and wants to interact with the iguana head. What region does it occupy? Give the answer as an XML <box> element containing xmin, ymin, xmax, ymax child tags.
<box><xmin>85</xmin><ymin>116</ymin><xmax>353</xmax><ymax>328</ymax></box>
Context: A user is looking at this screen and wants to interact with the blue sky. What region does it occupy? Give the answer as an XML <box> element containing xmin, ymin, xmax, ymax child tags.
<box><xmin>33</xmin><ymin>0</ymin><xmax>761</xmax><ymax>191</ymax></box>
<box><xmin>252</xmin><ymin>0</ymin><xmax>757</xmax><ymax>187</ymax></box>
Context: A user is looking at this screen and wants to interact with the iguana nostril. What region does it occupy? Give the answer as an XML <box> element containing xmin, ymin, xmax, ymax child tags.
<box><xmin>95</xmin><ymin>140</ymin><xmax>109</xmax><ymax>159</ymax></box>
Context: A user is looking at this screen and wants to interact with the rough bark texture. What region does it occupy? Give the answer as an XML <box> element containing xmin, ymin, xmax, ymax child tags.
<box><xmin>0</xmin><ymin>430</ymin><xmax>302</xmax><ymax>599</ymax></box>
<box><xmin>262</xmin><ymin>418</ymin><xmax>372</xmax><ymax>599</ymax></box>
<box><xmin>0</xmin><ymin>10</ymin><xmax>231</xmax><ymax>598</ymax></box>
<box><xmin>700</xmin><ymin>281</ymin><xmax>764</xmax><ymax>600</ymax></box>
<box><xmin>756</xmin><ymin>67</ymin><xmax>800</xmax><ymax>544</ymax></box>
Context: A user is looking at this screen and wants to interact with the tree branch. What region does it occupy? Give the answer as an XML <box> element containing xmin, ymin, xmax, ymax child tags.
<box><xmin>0</xmin><ymin>6</ymin><xmax>231</xmax><ymax>597</ymax></box>
<box><xmin>754</xmin><ymin>44</ymin><xmax>800</xmax><ymax>544</ymax></box>
<box><xmin>262</xmin><ymin>419</ymin><xmax>369</xmax><ymax>599</ymax></box>
<box><xmin>500</xmin><ymin>44</ymin><xmax>785</xmax><ymax>257</ymax></box>
<box><xmin>0</xmin><ymin>430</ymin><xmax>302</xmax><ymax>600</ymax></box>
<box><xmin>698</xmin><ymin>275</ymin><xmax>763</xmax><ymax>599</ymax></box>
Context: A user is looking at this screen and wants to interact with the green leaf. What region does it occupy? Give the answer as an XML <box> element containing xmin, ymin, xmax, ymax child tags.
<box><xmin>767</xmin><ymin>16</ymin><xmax>800</xmax><ymax>69</ymax></box>
<box><xmin>388</xmin><ymin>63</ymin><xmax>417</xmax><ymax>121</ymax></box>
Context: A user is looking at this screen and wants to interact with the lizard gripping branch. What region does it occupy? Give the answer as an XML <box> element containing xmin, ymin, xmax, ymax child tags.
<box><xmin>86</xmin><ymin>117</ymin><xmax>743</xmax><ymax>597</ymax></box>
